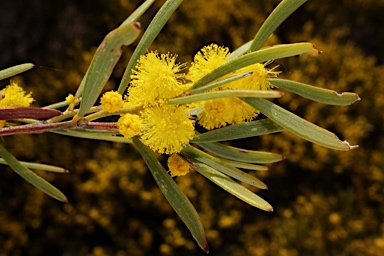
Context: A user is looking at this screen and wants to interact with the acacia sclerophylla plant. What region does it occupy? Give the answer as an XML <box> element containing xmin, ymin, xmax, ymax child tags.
<box><xmin>0</xmin><ymin>0</ymin><xmax>360</xmax><ymax>253</ymax></box>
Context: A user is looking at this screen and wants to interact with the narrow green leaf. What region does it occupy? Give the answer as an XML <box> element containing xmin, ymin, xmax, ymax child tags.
<box><xmin>168</xmin><ymin>90</ymin><xmax>283</xmax><ymax>105</ymax></box>
<box><xmin>118</xmin><ymin>0</ymin><xmax>184</xmax><ymax>94</ymax></box>
<box><xmin>197</xmin><ymin>142</ymin><xmax>284</xmax><ymax>163</ymax></box>
<box><xmin>188</xmin><ymin>71</ymin><xmax>253</xmax><ymax>94</ymax></box>
<box><xmin>250</xmin><ymin>0</ymin><xmax>308</xmax><ymax>51</ymax></box>
<box><xmin>269</xmin><ymin>78</ymin><xmax>361</xmax><ymax>105</ymax></box>
<box><xmin>44</xmin><ymin>100</ymin><xmax>71</xmax><ymax>109</ymax></box>
<box><xmin>53</xmin><ymin>130</ymin><xmax>131</xmax><ymax>143</ymax></box>
<box><xmin>0</xmin><ymin>158</ymin><xmax>68</xmax><ymax>173</ymax></box>
<box><xmin>229</xmin><ymin>41</ymin><xmax>253</xmax><ymax>61</ymax></box>
<box><xmin>120</xmin><ymin>0</ymin><xmax>155</xmax><ymax>26</ymax></box>
<box><xmin>132</xmin><ymin>138</ymin><xmax>208</xmax><ymax>253</ymax></box>
<box><xmin>0</xmin><ymin>144</ymin><xmax>68</xmax><ymax>202</ymax></box>
<box><xmin>189</xmin><ymin>43</ymin><xmax>319</xmax><ymax>90</ymax></box>
<box><xmin>194</xmin><ymin>162</ymin><xmax>273</xmax><ymax>212</ymax></box>
<box><xmin>0</xmin><ymin>63</ymin><xmax>34</xmax><ymax>80</ymax></box>
<box><xmin>77</xmin><ymin>22</ymin><xmax>141</xmax><ymax>117</ymax></box>
<box><xmin>243</xmin><ymin>98</ymin><xmax>358</xmax><ymax>150</ymax></box>
<box><xmin>74</xmin><ymin>71</ymin><xmax>88</xmax><ymax>99</ymax></box>
<box><xmin>182</xmin><ymin>145</ymin><xmax>267</xmax><ymax>189</ymax></box>
<box><xmin>191</xmin><ymin>119</ymin><xmax>284</xmax><ymax>142</ymax></box>
<box><xmin>218</xmin><ymin>159</ymin><xmax>268</xmax><ymax>171</ymax></box>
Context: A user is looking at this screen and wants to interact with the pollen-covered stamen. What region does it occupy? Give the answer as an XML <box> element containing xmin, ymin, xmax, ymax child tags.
<box><xmin>128</xmin><ymin>52</ymin><xmax>187</xmax><ymax>106</ymax></box>
<box><xmin>0</xmin><ymin>80</ymin><xmax>34</xmax><ymax>108</ymax></box>
<box><xmin>140</xmin><ymin>104</ymin><xmax>195</xmax><ymax>154</ymax></box>
<box><xmin>186</xmin><ymin>44</ymin><xmax>230</xmax><ymax>83</ymax></box>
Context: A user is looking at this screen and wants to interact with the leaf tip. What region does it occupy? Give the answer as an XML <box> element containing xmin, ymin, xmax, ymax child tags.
<box><xmin>342</xmin><ymin>140</ymin><xmax>359</xmax><ymax>150</ymax></box>
<box><xmin>267</xmin><ymin>206</ymin><xmax>274</xmax><ymax>212</ymax></box>
<box><xmin>243</xmin><ymin>71</ymin><xmax>253</xmax><ymax>77</ymax></box>
<box><xmin>302</xmin><ymin>44</ymin><xmax>322</xmax><ymax>56</ymax></box>
<box><xmin>133</xmin><ymin>21</ymin><xmax>141</xmax><ymax>30</ymax></box>
<box><xmin>203</xmin><ymin>244</ymin><xmax>209</xmax><ymax>254</ymax></box>
<box><xmin>312</xmin><ymin>44</ymin><xmax>323</xmax><ymax>56</ymax></box>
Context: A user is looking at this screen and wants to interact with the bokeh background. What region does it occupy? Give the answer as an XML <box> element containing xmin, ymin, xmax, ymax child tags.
<box><xmin>1</xmin><ymin>0</ymin><xmax>384</xmax><ymax>255</ymax></box>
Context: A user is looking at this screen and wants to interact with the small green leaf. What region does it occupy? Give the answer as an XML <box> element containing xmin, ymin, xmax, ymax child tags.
<box><xmin>189</xmin><ymin>43</ymin><xmax>318</xmax><ymax>90</ymax></box>
<box><xmin>77</xmin><ymin>22</ymin><xmax>141</xmax><ymax>117</ymax></box>
<box><xmin>191</xmin><ymin>119</ymin><xmax>284</xmax><ymax>142</ymax></box>
<box><xmin>269</xmin><ymin>78</ymin><xmax>361</xmax><ymax>105</ymax></box>
<box><xmin>243</xmin><ymin>98</ymin><xmax>358</xmax><ymax>150</ymax></box>
<box><xmin>194</xmin><ymin>162</ymin><xmax>273</xmax><ymax>212</ymax></box>
<box><xmin>132</xmin><ymin>138</ymin><xmax>208</xmax><ymax>253</ymax></box>
<box><xmin>0</xmin><ymin>144</ymin><xmax>68</xmax><ymax>202</ymax></box>
<box><xmin>197</xmin><ymin>142</ymin><xmax>284</xmax><ymax>164</ymax></box>
<box><xmin>250</xmin><ymin>0</ymin><xmax>308</xmax><ymax>51</ymax></box>
<box><xmin>168</xmin><ymin>90</ymin><xmax>283</xmax><ymax>105</ymax></box>
<box><xmin>0</xmin><ymin>158</ymin><xmax>68</xmax><ymax>173</ymax></box>
<box><xmin>182</xmin><ymin>145</ymin><xmax>267</xmax><ymax>189</ymax></box>
<box><xmin>118</xmin><ymin>0</ymin><xmax>184</xmax><ymax>94</ymax></box>
<box><xmin>0</xmin><ymin>63</ymin><xmax>34</xmax><ymax>80</ymax></box>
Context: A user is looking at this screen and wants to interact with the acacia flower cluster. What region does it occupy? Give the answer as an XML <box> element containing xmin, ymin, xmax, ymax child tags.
<box><xmin>100</xmin><ymin>44</ymin><xmax>279</xmax><ymax>158</ymax></box>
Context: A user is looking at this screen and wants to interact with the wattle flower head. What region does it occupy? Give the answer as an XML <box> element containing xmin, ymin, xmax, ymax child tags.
<box><xmin>140</xmin><ymin>104</ymin><xmax>195</xmax><ymax>154</ymax></box>
<box><xmin>128</xmin><ymin>52</ymin><xmax>187</xmax><ymax>106</ymax></box>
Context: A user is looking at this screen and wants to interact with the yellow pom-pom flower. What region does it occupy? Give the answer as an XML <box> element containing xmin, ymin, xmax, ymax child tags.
<box><xmin>65</xmin><ymin>93</ymin><xmax>80</xmax><ymax>111</ymax></box>
<box><xmin>227</xmin><ymin>62</ymin><xmax>280</xmax><ymax>91</ymax></box>
<box><xmin>186</xmin><ymin>44</ymin><xmax>230</xmax><ymax>83</ymax></box>
<box><xmin>0</xmin><ymin>80</ymin><xmax>34</xmax><ymax>108</ymax></box>
<box><xmin>65</xmin><ymin>94</ymin><xmax>75</xmax><ymax>103</ymax></box>
<box><xmin>65</xmin><ymin>93</ymin><xmax>80</xmax><ymax>104</ymax></box>
<box><xmin>100</xmin><ymin>91</ymin><xmax>124</xmax><ymax>113</ymax></box>
<box><xmin>168</xmin><ymin>154</ymin><xmax>190</xmax><ymax>177</ymax></box>
<box><xmin>128</xmin><ymin>52</ymin><xmax>187</xmax><ymax>106</ymax></box>
<box><xmin>117</xmin><ymin>114</ymin><xmax>141</xmax><ymax>139</ymax></box>
<box><xmin>0</xmin><ymin>80</ymin><xmax>34</xmax><ymax>128</ymax></box>
<box><xmin>140</xmin><ymin>104</ymin><xmax>195</xmax><ymax>154</ymax></box>
<box><xmin>198</xmin><ymin>98</ymin><xmax>258</xmax><ymax>130</ymax></box>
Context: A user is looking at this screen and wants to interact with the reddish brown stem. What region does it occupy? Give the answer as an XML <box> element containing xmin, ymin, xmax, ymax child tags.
<box><xmin>0</xmin><ymin>121</ymin><xmax>119</xmax><ymax>137</ymax></box>
<box><xmin>0</xmin><ymin>121</ymin><xmax>75</xmax><ymax>136</ymax></box>
<box><xmin>83</xmin><ymin>122</ymin><xmax>118</xmax><ymax>131</ymax></box>
<box><xmin>0</xmin><ymin>107</ymin><xmax>62</xmax><ymax>120</ymax></box>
